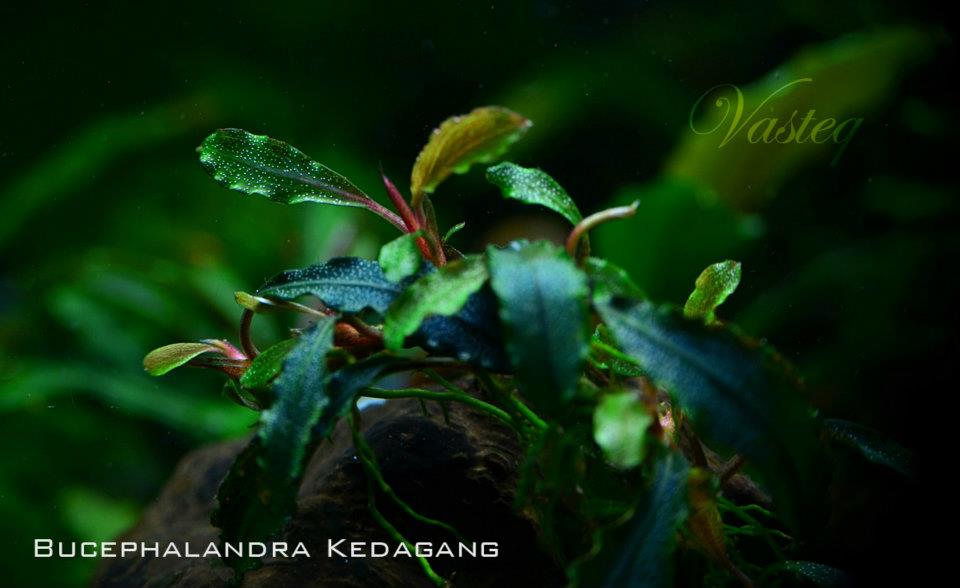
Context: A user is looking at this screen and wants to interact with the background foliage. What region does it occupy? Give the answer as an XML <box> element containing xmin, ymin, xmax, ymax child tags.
<box><xmin>0</xmin><ymin>1</ymin><xmax>951</xmax><ymax>586</ymax></box>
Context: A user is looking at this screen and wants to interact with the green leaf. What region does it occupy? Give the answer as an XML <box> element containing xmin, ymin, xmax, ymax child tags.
<box><xmin>410</xmin><ymin>106</ymin><xmax>531</xmax><ymax>204</ymax></box>
<box><xmin>593</xmin><ymin>392</ymin><xmax>653</xmax><ymax>469</ymax></box>
<box><xmin>143</xmin><ymin>342</ymin><xmax>219</xmax><ymax>376</ymax></box>
<box><xmin>199</xmin><ymin>128</ymin><xmax>371</xmax><ymax>207</ymax></box>
<box><xmin>824</xmin><ymin>418</ymin><xmax>913</xmax><ymax>477</ymax></box>
<box><xmin>487</xmin><ymin>241</ymin><xmax>589</xmax><ymax>412</ymax></box>
<box><xmin>213</xmin><ymin>317</ymin><xmax>335</xmax><ymax>572</ymax></box>
<box><xmin>595</xmin><ymin>296</ymin><xmax>822</xmax><ymax>530</ymax></box>
<box><xmin>683</xmin><ymin>260</ymin><xmax>741</xmax><ymax>324</ymax></box>
<box><xmin>239</xmin><ymin>338</ymin><xmax>299</xmax><ymax>395</ymax></box>
<box><xmin>590</xmin><ymin>326</ymin><xmax>644</xmax><ymax>378</ymax></box>
<box><xmin>378</xmin><ymin>231</ymin><xmax>423</xmax><ymax>283</ymax></box>
<box><xmin>383</xmin><ymin>257</ymin><xmax>489</xmax><ymax>350</ymax></box>
<box><xmin>602</xmin><ymin>454</ymin><xmax>689</xmax><ymax>588</ymax></box>
<box><xmin>585</xmin><ymin>257</ymin><xmax>646</xmax><ymax>301</ymax></box>
<box><xmin>257</xmin><ymin>257</ymin><xmax>402</xmax><ymax>316</ymax></box>
<box><xmin>485</xmin><ymin>162</ymin><xmax>582</xmax><ymax>224</ymax></box>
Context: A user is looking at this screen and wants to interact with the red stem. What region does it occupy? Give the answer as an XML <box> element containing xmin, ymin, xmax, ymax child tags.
<box><xmin>381</xmin><ymin>170</ymin><xmax>435</xmax><ymax>262</ymax></box>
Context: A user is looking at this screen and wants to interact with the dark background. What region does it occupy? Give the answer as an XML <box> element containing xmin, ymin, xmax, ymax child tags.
<box><xmin>1</xmin><ymin>1</ymin><xmax>951</xmax><ymax>586</ymax></box>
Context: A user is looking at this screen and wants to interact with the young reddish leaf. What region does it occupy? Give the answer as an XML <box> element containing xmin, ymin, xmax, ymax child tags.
<box><xmin>143</xmin><ymin>342</ymin><xmax>221</xmax><ymax>376</ymax></box>
<box><xmin>410</xmin><ymin>106</ymin><xmax>531</xmax><ymax>205</ymax></box>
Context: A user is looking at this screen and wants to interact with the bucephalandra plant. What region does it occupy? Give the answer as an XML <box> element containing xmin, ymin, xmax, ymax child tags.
<box><xmin>144</xmin><ymin>106</ymin><xmax>910</xmax><ymax>587</ymax></box>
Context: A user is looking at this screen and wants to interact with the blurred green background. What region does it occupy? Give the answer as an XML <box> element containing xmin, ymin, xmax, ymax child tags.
<box><xmin>0</xmin><ymin>1</ymin><xmax>951</xmax><ymax>586</ymax></box>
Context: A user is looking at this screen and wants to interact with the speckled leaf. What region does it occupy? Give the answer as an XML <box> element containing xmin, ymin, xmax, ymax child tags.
<box><xmin>487</xmin><ymin>241</ymin><xmax>589</xmax><ymax>413</ymax></box>
<box><xmin>383</xmin><ymin>257</ymin><xmax>489</xmax><ymax>350</ymax></box>
<box><xmin>779</xmin><ymin>561</ymin><xmax>851</xmax><ymax>587</ymax></box>
<box><xmin>595</xmin><ymin>296</ymin><xmax>822</xmax><ymax>530</ymax></box>
<box><xmin>378</xmin><ymin>231</ymin><xmax>423</xmax><ymax>283</ymax></box>
<box><xmin>143</xmin><ymin>342</ymin><xmax>220</xmax><ymax>376</ymax></box>
<box><xmin>593</xmin><ymin>392</ymin><xmax>652</xmax><ymax>469</ymax></box>
<box><xmin>486</xmin><ymin>162</ymin><xmax>582</xmax><ymax>224</ymax></box>
<box><xmin>602</xmin><ymin>454</ymin><xmax>690</xmax><ymax>588</ymax></box>
<box><xmin>214</xmin><ymin>318</ymin><xmax>335</xmax><ymax>574</ymax></box>
<box><xmin>256</xmin><ymin>257</ymin><xmax>402</xmax><ymax>316</ymax></box>
<box><xmin>684</xmin><ymin>260</ymin><xmax>741</xmax><ymax>324</ymax></box>
<box><xmin>410</xmin><ymin>106</ymin><xmax>531</xmax><ymax>205</ymax></box>
<box><xmin>199</xmin><ymin>128</ymin><xmax>371</xmax><ymax>207</ymax></box>
<box><xmin>824</xmin><ymin>418</ymin><xmax>913</xmax><ymax>477</ymax></box>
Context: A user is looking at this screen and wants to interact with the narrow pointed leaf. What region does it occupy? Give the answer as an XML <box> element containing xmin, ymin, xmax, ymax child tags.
<box><xmin>378</xmin><ymin>231</ymin><xmax>423</xmax><ymax>283</ymax></box>
<box><xmin>487</xmin><ymin>241</ymin><xmax>589</xmax><ymax>413</ymax></box>
<box><xmin>199</xmin><ymin>128</ymin><xmax>371</xmax><ymax>207</ymax></box>
<box><xmin>486</xmin><ymin>162</ymin><xmax>582</xmax><ymax>224</ymax></box>
<box><xmin>256</xmin><ymin>257</ymin><xmax>402</xmax><ymax>316</ymax></box>
<box><xmin>823</xmin><ymin>418</ymin><xmax>913</xmax><ymax>477</ymax></box>
<box><xmin>143</xmin><ymin>342</ymin><xmax>220</xmax><ymax>376</ymax></box>
<box><xmin>684</xmin><ymin>260</ymin><xmax>741</xmax><ymax>324</ymax></box>
<box><xmin>602</xmin><ymin>454</ymin><xmax>690</xmax><ymax>588</ymax></box>
<box><xmin>595</xmin><ymin>295</ymin><xmax>822</xmax><ymax>530</ymax></box>
<box><xmin>410</xmin><ymin>106</ymin><xmax>531</xmax><ymax>204</ymax></box>
<box><xmin>443</xmin><ymin>222</ymin><xmax>466</xmax><ymax>243</ymax></box>
<box><xmin>213</xmin><ymin>317</ymin><xmax>335</xmax><ymax>574</ymax></box>
<box><xmin>383</xmin><ymin>257</ymin><xmax>489</xmax><ymax>349</ymax></box>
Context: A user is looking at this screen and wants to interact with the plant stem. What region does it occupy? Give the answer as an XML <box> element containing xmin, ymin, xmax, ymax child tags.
<box><xmin>363</xmin><ymin>198</ymin><xmax>409</xmax><ymax>233</ymax></box>
<box><xmin>349</xmin><ymin>408</ymin><xmax>447</xmax><ymax>587</ymax></box>
<box><xmin>239</xmin><ymin>309</ymin><xmax>259</xmax><ymax>358</ymax></box>
<box><xmin>565</xmin><ymin>200</ymin><xmax>639</xmax><ymax>257</ymax></box>
<box><xmin>476</xmin><ymin>371</ymin><xmax>547</xmax><ymax>432</ymax></box>
<box><xmin>380</xmin><ymin>170</ymin><xmax>419</xmax><ymax>232</ymax></box>
<box><xmin>349</xmin><ymin>407</ymin><xmax>468</xmax><ymax>543</ymax></box>
<box><xmin>362</xmin><ymin>387</ymin><xmax>514</xmax><ymax>428</ymax></box>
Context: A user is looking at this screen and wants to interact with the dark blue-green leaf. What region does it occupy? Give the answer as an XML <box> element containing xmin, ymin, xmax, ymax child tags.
<box><xmin>213</xmin><ymin>317</ymin><xmax>335</xmax><ymax>574</ymax></box>
<box><xmin>602</xmin><ymin>454</ymin><xmax>690</xmax><ymax>588</ymax></box>
<box><xmin>487</xmin><ymin>241</ymin><xmax>589</xmax><ymax>413</ymax></box>
<box><xmin>414</xmin><ymin>286</ymin><xmax>509</xmax><ymax>370</ymax></box>
<box><xmin>595</xmin><ymin>296</ymin><xmax>822</xmax><ymax>531</ymax></box>
<box><xmin>256</xmin><ymin>257</ymin><xmax>401</xmax><ymax>316</ymax></box>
